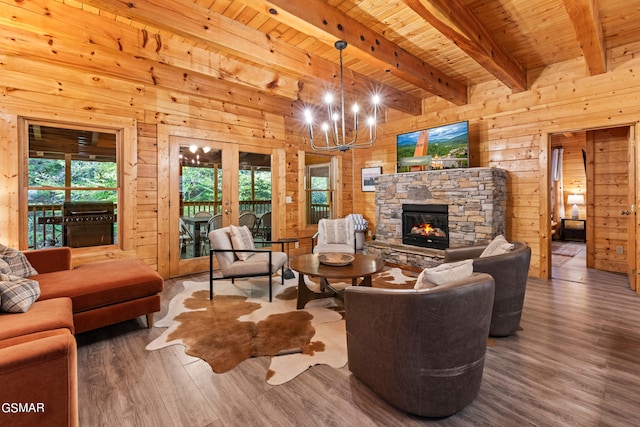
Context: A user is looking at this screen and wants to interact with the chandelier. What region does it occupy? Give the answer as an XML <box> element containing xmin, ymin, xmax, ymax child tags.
<box><xmin>304</xmin><ymin>40</ymin><xmax>381</xmax><ymax>151</ymax></box>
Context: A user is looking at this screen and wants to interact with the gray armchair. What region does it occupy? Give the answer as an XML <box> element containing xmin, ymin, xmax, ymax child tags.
<box><xmin>345</xmin><ymin>273</ymin><xmax>495</xmax><ymax>417</ymax></box>
<box><xmin>444</xmin><ymin>241</ymin><xmax>531</xmax><ymax>337</ymax></box>
<box><xmin>208</xmin><ymin>227</ymin><xmax>287</xmax><ymax>302</ymax></box>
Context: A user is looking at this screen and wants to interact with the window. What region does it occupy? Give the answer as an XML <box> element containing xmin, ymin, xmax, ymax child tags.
<box><xmin>26</xmin><ymin>123</ymin><xmax>119</xmax><ymax>249</ymax></box>
<box><xmin>305</xmin><ymin>156</ymin><xmax>334</xmax><ymax>225</ymax></box>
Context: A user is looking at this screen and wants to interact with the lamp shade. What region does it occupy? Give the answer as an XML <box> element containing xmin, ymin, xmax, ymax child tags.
<box><xmin>567</xmin><ymin>194</ymin><xmax>585</xmax><ymax>206</ymax></box>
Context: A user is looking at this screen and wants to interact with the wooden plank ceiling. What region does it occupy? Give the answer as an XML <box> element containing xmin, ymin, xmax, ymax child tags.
<box><xmin>3</xmin><ymin>0</ymin><xmax>640</xmax><ymax>116</ymax></box>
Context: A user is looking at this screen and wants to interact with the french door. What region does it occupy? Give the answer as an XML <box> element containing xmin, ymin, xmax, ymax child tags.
<box><xmin>167</xmin><ymin>136</ymin><xmax>279</xmax><ymax>277</ymax></box>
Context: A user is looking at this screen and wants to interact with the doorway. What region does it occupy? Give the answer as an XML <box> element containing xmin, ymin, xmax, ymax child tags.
<box><xmin>548</xmin><ymin>126</ymin><xmax>636</xmax><ymax>290</ymax></box>
<box><xmin>168</xmin><ymin>136</ymin><xmax>279</xmax><ymax>277</ymax></box>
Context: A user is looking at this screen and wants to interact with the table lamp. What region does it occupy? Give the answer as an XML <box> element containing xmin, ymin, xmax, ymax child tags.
<box><xmin>567</xmin><ymin>194</ymin><xmax>585</xmax><ymax>219</ymax></box>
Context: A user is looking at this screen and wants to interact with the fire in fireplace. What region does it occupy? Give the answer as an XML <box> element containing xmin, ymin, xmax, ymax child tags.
<box><xmin>402</xmin><ymin>204</ymin><xmax>449</xmax><ymax>249</ymax></box>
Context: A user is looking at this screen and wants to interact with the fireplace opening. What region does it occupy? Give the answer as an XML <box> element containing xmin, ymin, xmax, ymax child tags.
<box><xmin>402</xmin><ymin>204</ymin><xmax>449</xmax><ymax>249</ymax></box>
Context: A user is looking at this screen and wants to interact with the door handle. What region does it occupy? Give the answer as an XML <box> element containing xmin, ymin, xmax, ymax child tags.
<box><xmin>621</xmin><ymin>210</ymin><xmax>630</xmax><ymax>215</ymax></box>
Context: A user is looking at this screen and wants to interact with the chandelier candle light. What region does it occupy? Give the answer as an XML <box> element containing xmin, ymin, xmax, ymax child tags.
<box><xmin>304</xmin><ymin>40</ymin><xmax>381</xmax><ymax>151</ymax></box>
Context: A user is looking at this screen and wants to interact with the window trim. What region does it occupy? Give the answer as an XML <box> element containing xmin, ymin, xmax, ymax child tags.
<box><xmin>15</xmin><ymin>116</ymin><xmax>137</xmax><ymax>256</ymax></box>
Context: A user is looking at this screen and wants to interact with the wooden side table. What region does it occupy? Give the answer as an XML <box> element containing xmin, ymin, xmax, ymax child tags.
<box><xmin>561</xmin><ymin>219</ymin><xmax>586</xmax><ymax>242</ymax></box>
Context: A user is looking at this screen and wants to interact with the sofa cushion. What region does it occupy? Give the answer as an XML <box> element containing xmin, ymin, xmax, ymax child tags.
<box><xmin>223</xmin><ymin>251</ymin><xmax>288</xmax><ymax>277</ymax></box>
<box><xmin>0</xmin><ymin>244</ymin><xmax>38</xmax><ymax>278</ymax></box>
<box><xmin>35</xmin><ymin>258</ymin><xmax>163</xmax><ymax>313</ymax></box>
<box><xmin>229</xmin><ymin>225</ymin><xmax>255</xmax><ymax>261</ymax></box>
<box><xmin>416</xmin><ymin>259</ymin><xmax>474</xmax><ymax>287</ymax></box>
<box><xmin>0</xmin><ymin>274</ymin><xmax>41</xmax><ymax>313</ymax></box>
<box><xmin>0</xmin><ymin>297</ymin><xmax>74</xmax><ymax>340</ymax></box>
<box><xmin>480</xmin><ymin>235</ymin><xmax>514</xmax><ymax>258</ymax></box>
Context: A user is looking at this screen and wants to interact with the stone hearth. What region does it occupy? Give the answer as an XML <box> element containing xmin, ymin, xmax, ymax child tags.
<box><xmin>365</xmin><ymin>167</ymin><xmax>507</xmax><ymax>269</ymax></box>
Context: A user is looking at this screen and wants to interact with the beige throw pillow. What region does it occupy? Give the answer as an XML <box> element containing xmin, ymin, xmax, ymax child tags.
<box><xmin>322</xmin><ymin>218</ymin><xmax>350</xmax><ymax>244</ymax></box>
<box><xmin>415</xmin><ymin>259</ymin><xmax>474</xmax><ymax>288</ymax></box>
<box><xmin>480</xmin><ymin>235</ymin><xmax>514</xmax><ymax>258</ymax></box>
<box><xmin>229</xmin><ymin>225</ymin><xmax>255</xmax><ymax>261</ymax></box>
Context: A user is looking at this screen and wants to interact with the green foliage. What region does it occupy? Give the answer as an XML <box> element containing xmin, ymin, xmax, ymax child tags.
<box><xmin>181</xmin><ymin>166</ymin><xmax>272</xmax><ymax>202</ymax></box>
<box><xmin>28</xmin><ymin>159</ymin><xmax>117</xmax><ymax>204</ymax></box>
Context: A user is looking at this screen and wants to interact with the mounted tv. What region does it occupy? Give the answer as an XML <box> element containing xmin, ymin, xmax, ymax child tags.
<box><xmin>397</xmin><ymin>121</ymin><xmax>469</xmax><ymax>173</ymax></box>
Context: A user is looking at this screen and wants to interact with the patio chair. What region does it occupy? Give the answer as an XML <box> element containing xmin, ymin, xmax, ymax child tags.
<box><xmin>179</xmin><ymin>218</ymin><xmax>194</xmax><ymax>254</ymax></box>
<box><xmin>239</xmin><ymin>211</ymin><xmax>258</xmax><ymax>235</ymax></box>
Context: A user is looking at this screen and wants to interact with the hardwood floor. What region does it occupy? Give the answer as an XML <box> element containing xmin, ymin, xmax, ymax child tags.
<box><xmin>77</xmin><ymin>246</ymin><xmax>640</xmax><ymax>426</ymax></box>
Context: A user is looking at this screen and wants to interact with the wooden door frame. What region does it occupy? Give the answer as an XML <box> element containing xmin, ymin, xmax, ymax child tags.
<box><xmin>544</xmin><ymin>123</ymin><xmax>638</xmax><ymax>291</ymax></box>
<box><xmin>158</xmin><ymin>125</ymin><xmax>284</xmax><ymax>278</ymax></box>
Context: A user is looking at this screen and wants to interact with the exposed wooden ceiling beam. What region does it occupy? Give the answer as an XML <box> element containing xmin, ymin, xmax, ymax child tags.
<box><xmin>0</xmin><ymin>0</ymin><xmax>303</xmax><ymax>102</ymax></box>
<box><xmin>79</xmin><ymin>0</ymin><xmax>422</xmax><ymax>115</ymax></box>
<box><xmin>562</xmin><ymin>0</ymin><xmax>607</xmax><ymax>75</ymax></box>
<box><xmin>402</xmin><ymin>0</ymin><xmax>527</xmax><ymax>93</ymax></box>
<box><xmin>251</xmin><ymin>0</ymin><xmax>468</xmax><ymax>105</ymax></box>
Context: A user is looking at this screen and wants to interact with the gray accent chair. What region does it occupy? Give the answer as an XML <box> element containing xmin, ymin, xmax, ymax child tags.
<box><xmin>208</xmin><ymin>227</ymin><xmax>287</xmax><ymax>302</ymax></box>
<box><xmin>345</xmin><ymin>273</ymin><xmax>495</xmax><ymax>418</ymax></box>
<box><xmin>444</xmin><ymin>241</ymin><xmax>532</xmax><ymax>337</ymax></box>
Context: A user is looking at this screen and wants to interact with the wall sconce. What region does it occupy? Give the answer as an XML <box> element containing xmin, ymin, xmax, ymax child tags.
<box><xmin>567</xmin><ymin>194</ymin><xmax>585</xmax><ymax>219</ymax></box>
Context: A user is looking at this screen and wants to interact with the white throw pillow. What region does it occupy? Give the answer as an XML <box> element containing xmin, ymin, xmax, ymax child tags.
<box><xmin>229</xmin><ymin>225</ymin><xmax>255</xmax><ymax>261</ymax></box>
<box><xmin>414</xmin><ymin>270</ymin><xmax>438</xmax><ymax>289</ymax></box>
<box><xmin>417</xmin><ymin>259</ymin><xmax>474</xmax><ymax>287</ymax></box>
<box><xmin>480</xmin><ymin>235</ymin><xmax>514</xmax><ymax>258</ymax></box>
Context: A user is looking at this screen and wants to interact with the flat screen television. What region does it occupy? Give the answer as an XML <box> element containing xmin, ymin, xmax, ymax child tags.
<box><xmin>397</xmin><ymin>121</ymin><xmax>469</xmax><ymax>173</ymax></box>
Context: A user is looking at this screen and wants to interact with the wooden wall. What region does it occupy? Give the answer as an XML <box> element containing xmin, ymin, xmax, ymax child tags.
<box><xmin>353</xmin><ymin>46</ymin><xmax>640</xmax><ymax>280</ymax></box>
<box><xmin>1</xmin><ymin>1</ymin><xmax>640</xmax><ymax>282</ymax></box>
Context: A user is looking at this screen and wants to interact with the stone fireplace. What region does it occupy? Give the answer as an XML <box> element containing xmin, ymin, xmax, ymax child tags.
<box><xmin>365</xmin><ymin>167</ymin><xmax>507</xmax><ymax>269</ymax></box>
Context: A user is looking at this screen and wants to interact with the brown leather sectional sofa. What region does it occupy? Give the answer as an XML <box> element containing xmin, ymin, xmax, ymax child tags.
<box><xmin>0</xmin><ymin>247</ymin><xmax>164</xmax><ymax>426</ymax></box>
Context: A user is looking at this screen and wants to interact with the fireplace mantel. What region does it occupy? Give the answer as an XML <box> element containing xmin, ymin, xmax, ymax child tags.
<box><xmin>365</xmin><ymin>167</ymin><xmax>507</xmax><ymax>269</ymax></box>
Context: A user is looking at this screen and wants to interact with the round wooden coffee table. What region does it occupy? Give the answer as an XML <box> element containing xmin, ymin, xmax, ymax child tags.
<box><xmin>290</xmin><ymin>253</ymin><xmax>384</xmax><ymax>309</ymax></box>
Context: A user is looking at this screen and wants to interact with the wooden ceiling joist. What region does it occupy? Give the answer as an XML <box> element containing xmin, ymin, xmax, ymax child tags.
<box><xmin>251</xmin><ymin>0</ymin><xmax>468</xmax><ymax>106</ymax></box>
<box><xmin>562</xmin><ymin>0</ymin><xmax>607</xmax><ymax>75</ymax></box>
<box><xmin>402</xmin><ymin>0</ymin><xmax>527</xmax><ymax>93</ymax></box>
<box><xmin>80</xmin><ymin>0</ymin><xmax>422</xmax><ymax>115</ymax></box>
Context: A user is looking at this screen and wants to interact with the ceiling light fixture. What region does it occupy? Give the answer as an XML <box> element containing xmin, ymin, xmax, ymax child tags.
<box><xmin>304</xmin><ymin>40</ymin><xmax>381</xmax><ymax>152</ymax></box>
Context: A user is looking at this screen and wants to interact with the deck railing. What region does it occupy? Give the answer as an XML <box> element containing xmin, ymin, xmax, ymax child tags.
<box><xmin>27</xmin><ymin>200</ymin><xmax>273</xmax><ymax>249</ymax></box>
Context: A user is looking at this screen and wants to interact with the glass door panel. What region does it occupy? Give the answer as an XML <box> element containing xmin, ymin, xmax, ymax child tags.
<box><xmin>179</xmin><ymin>144</ymin><xmax>222</xmax><ymax>259</ymax></box>
<box><xmin>239</xmin><ymin>151</ymin><xmax>271</xmax><ymax>245</ymax></box>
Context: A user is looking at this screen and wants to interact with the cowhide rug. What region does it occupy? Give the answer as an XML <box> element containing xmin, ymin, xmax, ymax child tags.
<box><xmin>146</xmin><ymin>267</ymin><xmax>417</xmax><ymax>385</ymax></box>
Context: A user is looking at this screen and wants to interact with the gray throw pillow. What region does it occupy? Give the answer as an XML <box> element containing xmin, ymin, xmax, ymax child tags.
<box><xmin>0</xmin><ymin>273</ymin><xmax>41</xmax><ymax>313</ymax></box>
<box><xmin>0</xmin><ymin>244</ymin><xmax>38</xmax><ymax>278</ymax></box>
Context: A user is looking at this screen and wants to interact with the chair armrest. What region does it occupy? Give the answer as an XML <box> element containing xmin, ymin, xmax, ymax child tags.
<box><xmin>23</xmin><ymin>247</ymin><xmax>72</xmax><ymax>274</ymax></box>
<box><xmin>311</xmin><ymin>232</ymin><xmax>319</xmax><ymax>252</ymax></box>
<box><xmin>443</xmin><ymin>245</ymin><xmax>486</xmax><ymax>263</ymax></box>
<box><xmin>0</xmin><ymin>332</ymin><xmax>78</xmax><ymax>426</ymax></box>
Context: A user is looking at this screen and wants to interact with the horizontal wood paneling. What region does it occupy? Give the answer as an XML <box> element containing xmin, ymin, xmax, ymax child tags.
<box><xmin>354</xmin><ymin>46</ymin><xmax>640</xmax><ymax>280</ymax></box>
